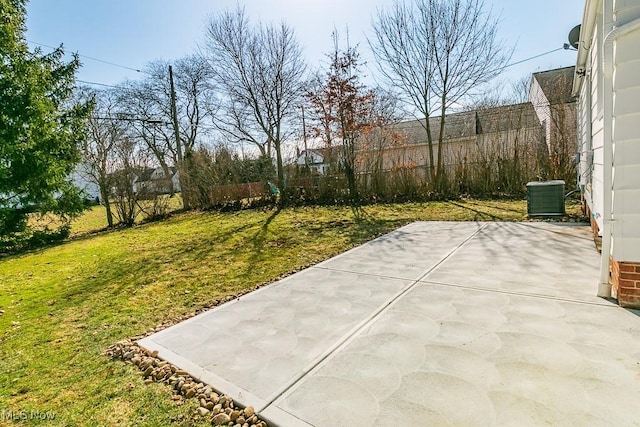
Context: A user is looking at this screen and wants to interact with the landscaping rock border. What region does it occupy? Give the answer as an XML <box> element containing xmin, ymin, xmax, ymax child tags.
<box><xmin>107</xmin><ymin>339</ymin><xmax>268</xmax><ymax>426</ymax></box>
<box><xmin>103</xmin><ymin>267</ymin><xmax>327</xmax><ymax>427</ymax></box>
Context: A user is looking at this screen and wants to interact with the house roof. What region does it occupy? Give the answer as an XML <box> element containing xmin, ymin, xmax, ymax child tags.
<box><xmin>393</xmin><ymin>102</ymin><xmax>542</xmax><ymax>146</ymax></box>
<box><xmin>136</xmin><ymin>168</ymin><xmax>156</xmax><ymax>182</ymax></box>
<box><xmin>532</xmin><ymin>66</ymin><xmax>575</xmax><ymax>104</ymax></box>
<box><xmin>300</xmin><ymin>146</ymin><xmax>344</xmax><ymax>162</ymax></box>
<box><xmin>299</xmin><ymin>100</ymin><xmax>543</xmax><ymax>154</ymax></box>
<box><xmin>136</xmin><ymin>166</ymin><xmax>178</xmax><ymax>183</ymax></box>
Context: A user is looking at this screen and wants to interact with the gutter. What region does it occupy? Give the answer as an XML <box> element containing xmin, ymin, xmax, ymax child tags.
<box><xmin>598</xmin><ymin>13</ymin><xmax>640</xmax><ymax>297</ymax></box>
<box><xmin>572</xmin><ymin>0</ymin><xmax>599</xmax><ymax>96</ymax></box>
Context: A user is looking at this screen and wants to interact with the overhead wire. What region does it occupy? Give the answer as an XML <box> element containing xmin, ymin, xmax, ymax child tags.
<box><xmin>501</xmin><ymin>47</ymin><xmax>566</xmax><ymax>70</ymax></box>
<box><xmin>484</xmin><ymin>46</ymin><xmax>567</xmax><ymax>76</ymax></box>
<box><xmin>76</xmin><ymin>79</ymin><xmax>124</xmax><ymax>89</ymax></box>
<box><xmin>27</xmin><ymin>39</ymin><xmax>144</xmax><ymax>73</ymax></box>
<box><xmin>66</xmin><ymin>44</ymin><xmax>569</xmax><ymax>97</ymax></box>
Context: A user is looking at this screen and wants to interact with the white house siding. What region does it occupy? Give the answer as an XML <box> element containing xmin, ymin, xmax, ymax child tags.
<box><xmin>577</xmin><ymin>74</ymin><xmax>590</xmax><ymax>194</ymax></box>
<box><xmin>529</xmin><ymin>77</ymin><xmax>552</xmax><ymax>145</ymax></box>
<box><xmin>172</xmin><ymin>172</ymin><xmax>182</xmax><ymax>193</ymax></box>
<box><xmin>296</xmin><ymin>150</ymin><xmax>329</xmax><ymax>175</ymax></box>
<box><xmin>611</xmin><ymin>5</ymin><xmax>640</xmax><ymax>261</ymax></box>
<box><xmin>575</xmin><ymin>0</ymin><xmax>640</xmax><ymax>305</ymax></box>
<box><xmin>71</xmin><ymin>162</ymin><xmax>101</xmax><ymax>202</ymax></box>
<box><xmin>580</xmin><ymin>12</ymin><xmax>606</xmax><ymax>234</ymax></box>
<box><xmin>613</xmin><ymin>0</ymin><xmax>640</xmax><ymax>22</ymax></box>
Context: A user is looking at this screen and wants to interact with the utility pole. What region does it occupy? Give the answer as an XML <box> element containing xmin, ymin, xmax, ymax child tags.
<box><xmin>301</xmin><ymin>105</ymin><xmax>309</xmax><ymax>166</ymax></box>
<box><xmin>169</xmin><ymin>65</ymin><xmax>190</xmax><ymax>209</ymax></box>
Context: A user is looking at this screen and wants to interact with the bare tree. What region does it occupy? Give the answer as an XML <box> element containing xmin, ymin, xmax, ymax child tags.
<box><xmin>371</xmin><ymin>0</ymin><xmax>511</xmax><ymax>191</ymax></box>
<box><xmin>120</xmin><ymin>55</ymin><xmax>215</xmax><ymax>208</ymax></box>
<box><xmin>78</xmin><ymin>87</ymin><xmax>125</xmax><ymax>228</ymax></box>
<box><xmin>462</xmin><ymin>74</ymin><xmax>532</xmax><ymax>111</ymax></box>
<box><xmin>546</xmin><ymin>91</ymin><xmax>577</xmax><ymax>188</ymax></box>
<box><xmin>508</xmin><ymin>75</ymin><xmax>533</xmax><ymax>104</ymax></box>
<box><xmin>118</xmin><ymin>80</ymin><xmax>174</xmax><ymax>194</ymax></box>
<box><xmin>204</xmin><ymin>7</ymin><xmax>306</xmax><ymax>192</ymax></box>
<box><xmin>110</xmin><ymin>136</ymin><xmax>149</xmax><ymax>226</ymax></box>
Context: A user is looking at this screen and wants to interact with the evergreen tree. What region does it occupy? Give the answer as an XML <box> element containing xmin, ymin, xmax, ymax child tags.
<box><xmin>0</xmin><ymin>0</ymin><xmax>90</xmax><ymax>246</ymax></box>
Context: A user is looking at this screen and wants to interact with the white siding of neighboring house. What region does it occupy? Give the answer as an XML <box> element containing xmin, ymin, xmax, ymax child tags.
<box><xmin>529</xmin><ymin>76</ymin><xmax>552</xmax><ymax>147</ymax></box>
<box><xmin>296</xmin><ymin>150</ymin><xmax>328</xmax><ymax>174</ymax></box>
<box><xmin>71</xmin><ymin>161</ymin><xmax>101</xmax><ymax>202</ymax></box>
<box><xmin>132</xmin><ymin>174</ymin><xmax>144</xmax><ymax>194</ymax></box>
<box><xmin>172</xmin><ymin>171</ymin><xmax>182</xmax><ymax>193</ymax></box>
<box><xmin>611</xmin><ymin>2</ymin><xmax>640</xmax><ymax>261</ymax></box>
<box><xmin>137</xmin><ymin>168</ymin><xmax>181</xmax><ymax>194</ymax></box>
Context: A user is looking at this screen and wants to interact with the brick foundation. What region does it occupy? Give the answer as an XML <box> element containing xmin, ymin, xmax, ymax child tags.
<box><xmin>581</xmin><ymin>197</ymin><xmax>639</xmax><ymax>308</ymax></box>
<box><xmin>584</xmin><ymin>203</ymin><xmax>602</xmax><ymax>252</ymax></box>
<box><xmin>610</xmin><ymin>259</ymin><xmax>640</xmax><ymax>309</ymax></box>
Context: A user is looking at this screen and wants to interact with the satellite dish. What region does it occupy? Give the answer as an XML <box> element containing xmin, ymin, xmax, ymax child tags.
<box><xmin>568</xmin><ymin>25</ymin><xmax>581</xmax><ymax>49</ymax></box>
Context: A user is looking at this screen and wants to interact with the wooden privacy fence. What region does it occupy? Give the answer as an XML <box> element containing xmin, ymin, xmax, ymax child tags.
<box><xmin>210</xmin><ymin>182</ymin><xmax>270</xmax><ymax>203</ymax></box>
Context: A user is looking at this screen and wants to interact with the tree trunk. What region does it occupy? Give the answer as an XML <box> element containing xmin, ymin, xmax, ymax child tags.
<box><xmin>424</xmin><ymin>112</ymin><xmax>436</xmax><ymax>184</ymax></box>
<box><xmin>100</xmin><ymin>186</ymin><xmax>113</xmax><ymax>228</ymax></box>
<box><xmin>436</xmin><ymin>92</ymin><xmax>447</xmax><ymax>193</ymax></box>
<box><xmin>169</xmin><ymin>65</ymin><xmax>190</xmax><ymax>209</ymax></box>
<box><xmin>274</xmin><ymin>141</ymin><xmax>285</xmax><ymax>197</ymax></box>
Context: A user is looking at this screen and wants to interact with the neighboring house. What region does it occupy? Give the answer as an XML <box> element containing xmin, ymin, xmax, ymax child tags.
<box><xmin>294</xmin><ymin>67</ymin><xmax>575</xmax><ymax>196</ymax></box>
<box><xmin>530</xmin><ymin>66</ymin><xmax>577</xmax><ymax>149</ymax></box>
<box><xmin>133</xmin><ymin>167</ymin><xmax>181</xmax><ymax>195</ymax></box>
<box><xmin>370</xmin><ymin>102</ymin><xmax>546</xmax><ymax>177</ymax></box>
<box><xmin>530</xmin><ymin>67</ymin><xmax>578</xmax><ymax>185</ymax></box>
<box><xmin>574</xmin><ymin>0</ymin><xmax>640</xmax><ymax>308</ymax></box>
<box><xmin>295</xmin><ymin>147</ymin><xmax>343</xmax><ymax>175</ymax></box>
<box><xmin>354</xmin><ymin>68</ymin><xmax>576</xmax><ymax>180</ymax></box>
<box><xmin>70</xmin><ymin>161</ymin><xmax>101</xmax><ymax>202</ymax></box>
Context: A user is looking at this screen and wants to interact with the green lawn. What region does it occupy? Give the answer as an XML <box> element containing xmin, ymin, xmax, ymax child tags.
<box><xmin>0</xmin><ymin>199</ymin><xmax>585</xmax><ymax>426</ymax></box>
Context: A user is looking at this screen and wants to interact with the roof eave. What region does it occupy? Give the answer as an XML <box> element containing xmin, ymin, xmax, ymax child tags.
<box><xmin>573</xmin><ymin>0</ymin><xmax>600</xmax><ymax>95</ymax></box>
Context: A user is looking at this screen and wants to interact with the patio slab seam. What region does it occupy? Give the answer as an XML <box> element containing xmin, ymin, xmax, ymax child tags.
<box><xmin>137</xmin><ymin>222</ymin><xmax>486</xmax><ymax>419</ymax></box>
<box><xmin>417</xmin><ymin>279</ymin><xmax>617</xmax><ymax>308</ymax></box>
<box><xmin>257</xmin><ymin>223</ymin><xmax>489</xmax><ymax>420</ymax></box>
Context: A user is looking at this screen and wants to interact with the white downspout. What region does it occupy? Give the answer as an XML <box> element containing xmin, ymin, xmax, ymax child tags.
<box><xmin>599</xmin><ymin>14</ymin><xmax>640</xmax><ymax>297</ymax></box>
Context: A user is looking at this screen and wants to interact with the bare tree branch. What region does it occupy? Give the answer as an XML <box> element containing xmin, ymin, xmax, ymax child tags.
<box><xmin>204</xmin><ymin>7</ymin><xmax>306</xmax><ymax>191</ymax></box>
<box><xmin>370</xmin><ymin>0</ymin><xmax>512</xmax><ymax>191</ymax></box>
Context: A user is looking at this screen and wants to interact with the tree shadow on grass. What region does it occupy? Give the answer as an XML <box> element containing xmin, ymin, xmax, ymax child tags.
<box><xmin>446</xmin><ymin>201</ymin><xmax>504</xmax><ymax>221</ymax></box>
<box><xmin>245</xmin><ymin>207</ymin><xmax>284</xmax><ymax>269</ymax></box>
<box><xmin>350</xmin><ymin>204</ymin><xmax>369</xmax><ymax>221</ymax></box>
<box><xmin>344</xmin><ymin>205</ymin><xmax>408</xmax><ymax>245</ymax></box>
<box><xmin>250</xmin><ymin>207</ymin><xmax>282</xmax><ymax>249</ymax></box>
<box><xmin>82</xmin><ymin>209</ymin><xmax>282</xmax><ymax>300</ymax></box>
<box><xmin>41</xmin><ymin>215</ymin><xmax>268</xmax><ymax>312</ymax></box>
<box><xmin>463</xmin><ymin>200</ymin><xmax>525</xmax><ymax>215</ymax></box>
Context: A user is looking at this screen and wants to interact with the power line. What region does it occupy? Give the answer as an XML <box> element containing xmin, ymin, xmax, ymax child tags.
<box><xmin>481</xmin><ymin>46</ymin><xmax>568</xmax><ymax>80</ymax></box>
<box><xmin>76</xmin><ymin>79</ymin><xmax>124</xmax><ymax>89</ymax></box>
<box><xmin>75</xmin><ymin>80</ymin><xmax>140</xmax><ymax>95</ymax></box>
<box><xmin>76</xmin><ymin>46</ymin><xmax>568</xmax><ymax>94</ymax></box>
<box><xmin>502</xmin><ymin>47</ymin><xmax>565</xmax><ymax>70</ymax></box>
<box><xmin>27</xmin><ymin>39</ymin><xmax>143</xmax><ymax>73</ymax></box>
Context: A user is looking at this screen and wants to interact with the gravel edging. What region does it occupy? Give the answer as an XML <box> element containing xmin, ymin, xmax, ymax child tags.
<box><xmin>101</xmin><ymin>228</ymin><xmax>409</xmax><ymax>426</ymax></box>
<box><xmin>102</xmin><ymin>265</ymin><xmax>329</xmax><ymax>427</ymax></box>
<box><xmin>106</xmin><ymin>339</ymin><xmax>268</xmax><ymax>426</ymax></box>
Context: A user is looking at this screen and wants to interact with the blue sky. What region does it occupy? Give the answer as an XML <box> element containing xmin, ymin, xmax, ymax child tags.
<box><xmin>25</xmin><ymin>0</ymin><xmax>585</xmax><ymax>92</ymax></box>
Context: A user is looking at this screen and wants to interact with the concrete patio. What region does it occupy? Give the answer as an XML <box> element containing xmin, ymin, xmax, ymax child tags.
<box><xmin>139</xmin><ymin>221</ymin><xmax>640</xmax><ymax>426</ymax></box>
